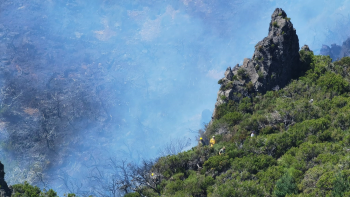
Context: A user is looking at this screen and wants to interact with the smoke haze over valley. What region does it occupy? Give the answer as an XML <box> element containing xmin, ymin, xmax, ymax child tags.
<box><xmin>1</xmin><ymin>0</ymin><xmax>350</xmax><ymax>196</ymax></box>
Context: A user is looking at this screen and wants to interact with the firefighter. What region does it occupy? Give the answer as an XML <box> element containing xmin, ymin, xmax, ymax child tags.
<box><xmin>209</xmin><ymin>136</ymin><xmax>216</xmax><ymax>147</ymax></box>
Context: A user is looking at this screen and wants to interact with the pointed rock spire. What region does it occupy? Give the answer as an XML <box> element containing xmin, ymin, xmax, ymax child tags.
<box><xmin>212</xmin><ymin>8</ymin><xmax>302</xmax><ymax>120</ymax></box>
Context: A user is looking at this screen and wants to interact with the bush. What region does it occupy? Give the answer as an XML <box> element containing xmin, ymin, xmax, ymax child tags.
<box><xmin>332</xmin><ymin>172</ymin><xmax>350</xmax><ymax>197</ymax></box>
<box><xmin>273</xmin><ymin>172</ymin><xmax>297</xmax><ymax>197</ymax></box>
<box><xmin>12</xmin><ymin>182</ymin><xmax>58</xmax><ymax>197</ymax></box>
<box><xmin>231</xmin><ymin>155</ymin><xmax>277</xmax><ymax>174</ymax></box>
<box><xmin>203</xmin><ymin>155</ymin><xmax>231</xmax><ymax>172</ymax></box>
<box><xmin>219</xmin><ymin>111</ymin><xmax>243</xmax><ymax>126</ymax></box>
<box><xmin>220</xmin><ymin>95</ymin><xmax>227</xmax><ymax>100</ymax></box>
<box><xmin>232</xmin><ymin>75</ymin><xmax>238</xmax><ymax>81</ymax></box>
<box><xmin>272</xmin><ymin>21</ymin><xmax>279</xmax><ymax>27</ymax></box>
<box><xmin>317</xmin><ymin>72</ymin><xmax>349</xmax><ymax>94</ymax></box>
<box><xmin>237</xmin><ymin>68</ymin><xmax>248</xmax><ymax>79</ymax></box>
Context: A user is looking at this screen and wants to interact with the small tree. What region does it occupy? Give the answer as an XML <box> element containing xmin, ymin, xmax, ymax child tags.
<box><xmin>332</xmin><ymin>172</ymin><xmax>350</xmax><ymax>197</ymax></box>
<box><xmin>273</xmin><ymin>172</ymin><xmax>297</xmax><ymax>197</ymax></box>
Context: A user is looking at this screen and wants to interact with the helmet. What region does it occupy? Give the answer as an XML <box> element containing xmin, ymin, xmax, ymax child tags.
<box><xmin>200</xmin><ymin>137</ymin><xmax>203</xmax><ymax>140</ymax></box>
<box><xmin>151</xmin><ymin>173</ymin><xmax>154</xmax><ymax>176</ymax></box>
<box><xmin>212</xmin><ymin>136</ymin><xmax>215</xmax><ymax>138</ymax></box>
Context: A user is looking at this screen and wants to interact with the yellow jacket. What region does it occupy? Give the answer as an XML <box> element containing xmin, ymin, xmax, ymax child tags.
<box><xmin>209</xmin><ymin>138</ymin><xmax>216</xmax><ymax>147</ymax></box>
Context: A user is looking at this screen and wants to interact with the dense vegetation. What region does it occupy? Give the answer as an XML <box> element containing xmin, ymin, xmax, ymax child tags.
<box><xmin>125</xmin><ymin>53</ymin><xmax>350</xmax><ymax>196</ymax></box>
<box><xmin>9</xmin><ymin>54</ymin><xmax>350</xmax><ymax>196</ymax></box>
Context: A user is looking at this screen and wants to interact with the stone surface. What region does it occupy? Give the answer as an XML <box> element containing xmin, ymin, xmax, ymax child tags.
<box><xmin>0</xmin><ymin>162</ymin><xmax>11</xmax><ymax>197</ymax></box>
<box><xmin>320</xmin><ymin>38</ymin><xmax>350</xmax><ymax>62</ymax></box>
<box><xmin>212</xmin><ymin>8</ymin><xmax>301</xmax><ymax>119</ymax></box>
<box><xmin>341</xmin><ymin>38</ymin><xmax>350</xmax><ymax>58</ymax></box>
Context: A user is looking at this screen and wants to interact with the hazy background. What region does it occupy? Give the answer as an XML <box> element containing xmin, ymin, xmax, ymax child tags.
<box><xmin>1</xmin><ymin>0</ymin><xmax>350</xmax><ymax>195</ymax></box>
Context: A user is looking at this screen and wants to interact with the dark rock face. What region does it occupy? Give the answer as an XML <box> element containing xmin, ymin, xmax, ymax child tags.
<box><xmin>212</xmin><ymin>8</ymin><xmax>301</xmax><ymax>118</ymax></box>
<box><xmin>0</xmin><ymin>162</ymin><xmax>11</xmax><ymax>197</ymax></box>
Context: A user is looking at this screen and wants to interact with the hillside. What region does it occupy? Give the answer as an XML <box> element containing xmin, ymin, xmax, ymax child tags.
<box><xmin>122</xmin><ymin>8</ymin><xmax>350</xmax><ymax>197</ymax></box>
<box><xmin>2</xmin><ymin>7</ymin><xmax>350</xmax><ymax>197</ymax></box>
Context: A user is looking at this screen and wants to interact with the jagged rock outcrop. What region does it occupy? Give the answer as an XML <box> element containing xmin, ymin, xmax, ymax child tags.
<box><xmin>320</xmin><ymin>38</ymin><xmax>350</xmax><ymax>62</ymax></box>
<box><xmin>0</xmin><ymin>162</ymin><xmax>11</xmax><ymax>197</ymax></box>
<box><xmin>341</xmin><ymin>38</ymin><xmax>350</xmax><ymax>58</ymax></box>
<box><xmin>320</xmin><ymin>44</ymin><xmax>342</xmax><ymax>61</ymax></box>
<box><xmin>212</xmin><ymin>8</ymin><xmax>301</xmax><ymax>119</ymax></box>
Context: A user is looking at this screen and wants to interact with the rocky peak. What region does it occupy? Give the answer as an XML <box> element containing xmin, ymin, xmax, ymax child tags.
<box><xmin>0</xmin><ymin>162</ymin><xmax>11</xmax><ymax>197</ymax></box>
<box><xmin>212</xmin><ymin>8</ymin><xmax>302</xmax><ymax>119</ymax></box>
<box><xmin>320</xmin><ymin>38</ymin><xmax>350</xmax><ymax>62</ymax></box>
<box><xmin>341</xmin><ymin>38</ymin><xmax>350</xmax><ymax>57</ymax></box>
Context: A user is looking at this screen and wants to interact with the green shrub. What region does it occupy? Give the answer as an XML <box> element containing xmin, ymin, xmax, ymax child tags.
<box><xmin>203</xmin><ymin>155</ymin><xmax>231</xmax><ymax>172</ymax></box>
<box><xmin>237</xmin><ymin>68</ymin><xmax>247</xmax><ymax>79</ymax></box>
<box><xmin>317</xmin><ymin>72</ymin><xmax>349</xmax><ymax>94</ymax></box>
<box><xmin>258</xmin><ymin>71</ymin><xmax>264</xmax><ymax>79</ymax></box>
<box><xmin>219</xmin><ymin>111</ymin><xmax>243</xmax><ymax>126</ymax></box>
<box><xmin>272</xmin><ymin>21</ymin><xmax>279</xmax><ymax>27</ymax></box>
<box><xmin>332</xmin><ymin>172</ymin><xmax>350</xmax><ymax>197</ymax></box>
<box><xmin>273</xmin><ymin>172</ymin><xmax>297</xmax><ymax>197</ymax></box>
<box><xmin>12</xmin><ymin>182</ymin><xmax>58</xmax><ymax>197</ymax></box>
<box><xmin>220</xmin><ymin>95</ymin><xmax>227</xmax><ymax>100</ymax></box>
<box><xmin>334</xmin><ymin>56</ymin><xmax>350</xmax><ymax>67</ymax></box>
<box><xmin>231</xmin><ymin>155</ymin><xmax>277</xmax><ymax>174</ymax></box>
<box><xmin>220</xmin><ymin>81</ymin><xmax>234</xmax><ymax>91</ymax></box>
<box><xmin>232</xmin><ymin>75</ymin><xmax>238</xmax><ymax>81</ymax></box>
<box><xmin>218</xmin><ymin>79</ymin><xmax>223</xmax><ymax>84</ymax></box>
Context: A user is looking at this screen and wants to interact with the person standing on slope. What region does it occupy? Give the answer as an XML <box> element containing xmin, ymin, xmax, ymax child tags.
<box><xmin>198</xmin><ymin>137</ymin><xmax>205</xmax><ymax>146</ymax></box>
<box><xmin>209</xmin><ymin>136</ymin><xmax>216</xmax><ymax>147</ymax></box>
<box><xmin>219</xmin><ymin>146</ymin><xmax>226</xmax><ymax>155</ymax></box>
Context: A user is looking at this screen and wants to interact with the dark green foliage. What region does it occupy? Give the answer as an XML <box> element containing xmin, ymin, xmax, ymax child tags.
<box><xmin>255</xmin><ymin>64</ymin><xmax>260</xmax><ymax>70</ymax></box>
<box><xmin>237</xmin><ymin>68</ymin><xmax>247</xmax><ymax>79</ymax></box>
<box><xmin>232</xmin><ymin>75</ymin><xmax>238</xmax><ymax>81</ymax></box>
<box><xmin>273</xmin><ymin>172</ymin><xmax>297</xmax><ymax>197</ymax></box>
<box><xmin>246</xmin><ymin>81</ymin><xmax>254</xmax><ymax>92</ymax></box>
<box><xmin>231</xmin><ymin>155</ymin><xmax>277</xmax><ymax>174</ymax></box>
<box><xmin>12</xmin><ymin>181</ymin><xmax>58</xmax><ymax>197</ymax></box>
<box><xmin>258</xmin><ymin>70</ymin><xmax>264</xmax><ymax>80</ymax></box>
<box><xmin>284</xmin><ymin>17</ymin><xmax>291</xmax><ymax>21</ymax></box>
<box><xmin>203</xmin><ymin>155</ymin><xmax>231</xmax><ymax>172</ymax></box>
<box><xmin>334</xmin><ymin>56</ymin><xmax>350</xmax><ymax>67</ymax></box>
<box><xmin>297</xmin><ymin>48</ymin><xmax>314</xmax><ymax>77</ymax></box>
<box><xmin>332</xmin><ymin>172</ymin><xmax>350</xmax><ymax>197</ymax></box>
<box><xmin>272</xmin><ymin>21</ymin><xmax>279</xmax><ymax>27</ymax></box>
<box><xmin>218</xmin><ymin>79</ymin><xmax>223</xmax><ymax>84</ymax></box>
<box><xmin>220</xmin><ymin>81</ymin><xmax>234</xmax><ymax>91</ymax></box>
<box><xmin>12</xmin><ymin>182</ymin><xmax>41</xmax><ymax>197</ymax></box>
<box><xmin>219</xmin><ymin>112</ymin><xmax>243</xmax><ymax>127</ymax></box>
<box><xmin>317</xmin><ymin>72</ymin><xmax>349</xmax><ymax>93</ymax></box>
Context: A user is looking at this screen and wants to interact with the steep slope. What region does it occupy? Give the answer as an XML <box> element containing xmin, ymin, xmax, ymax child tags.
<box><xmin>120</xmin><ymin>8</ymin><xmax>350</xmax><ymax>197</ymax></box>
<box><xmin>213</xmin><ymin>8</ymin><xmax>301</xmax><ymax>119</ymax></box>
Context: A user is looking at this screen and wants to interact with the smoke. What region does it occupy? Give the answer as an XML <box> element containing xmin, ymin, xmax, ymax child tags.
<box><xmin>0</xmin><ymin>0</ymin><xmax>350</xmax><ymax>196</ymax></box>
